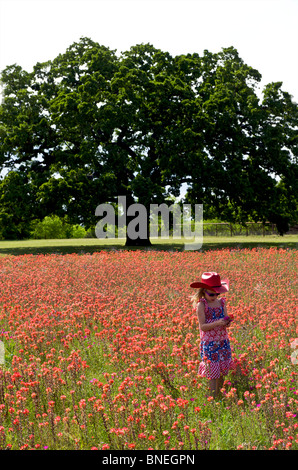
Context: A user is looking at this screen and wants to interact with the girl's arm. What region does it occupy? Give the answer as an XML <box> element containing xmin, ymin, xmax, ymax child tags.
<box><xmin>196</xmin><ymin>302</ymin><xmax>227</xmax><ymax>331</ymax></box>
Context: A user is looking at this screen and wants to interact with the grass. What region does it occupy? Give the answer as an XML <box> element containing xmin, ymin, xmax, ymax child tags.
<box><xmin>0</xmin><ymin>234</ymin><xmax>297</xmax><ymax>256</ymax></box>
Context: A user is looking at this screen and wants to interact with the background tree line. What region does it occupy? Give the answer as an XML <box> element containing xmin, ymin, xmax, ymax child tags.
<box><xmin>0</xmin><ymin>37</ymin><xmax>297</xmax><ymax>243</ymax></box>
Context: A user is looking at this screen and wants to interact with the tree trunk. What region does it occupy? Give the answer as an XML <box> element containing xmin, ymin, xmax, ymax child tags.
<box><xmin>123</xmin><ymin>196</ymin><xmax>152</xmax><ymax>247</ymax></box>
<box><xmin>125</xmin><ymin>207</ymin><xmax>152</xmax><ymax>247</ymax></box>
<box><xmin>125</xmin><ymin>236</ymin><xmax>152</xmax><ymax>247</ymax></box>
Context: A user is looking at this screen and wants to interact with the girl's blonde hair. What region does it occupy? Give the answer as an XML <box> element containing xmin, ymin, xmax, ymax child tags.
<box><xmin>191</xmin><ymin>288</ymin><xmax>205</xmax><ymax>308</ymax></box>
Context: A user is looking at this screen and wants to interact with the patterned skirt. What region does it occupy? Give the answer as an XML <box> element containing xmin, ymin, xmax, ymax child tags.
<box><xmin>198</xmin><ymin>338</ymin><xmax>234</xmax><ymax>379</ymax></box>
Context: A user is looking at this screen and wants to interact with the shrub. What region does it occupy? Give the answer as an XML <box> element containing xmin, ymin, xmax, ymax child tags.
<box><xmin>30</xmin><ymin>215</ymin><xmax>86</xmax><ymax>239</ymax></box>
<box><xmin>30</xmin><ymin>215</ymin><xmax>66</xmax><ymax>239</ymax></box>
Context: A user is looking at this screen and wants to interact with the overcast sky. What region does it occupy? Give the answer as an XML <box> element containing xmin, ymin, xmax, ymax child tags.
<box><xmin>0</xmin><ymin>0</ymin><xmax>297</xmax><ymax>101</ymax></box>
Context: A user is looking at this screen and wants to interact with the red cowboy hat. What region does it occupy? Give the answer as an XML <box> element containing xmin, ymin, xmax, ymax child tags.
<box><xmin>190</xmin><ymin>272</ymin><xmax>229</xmax><ymax>293</ymax></box>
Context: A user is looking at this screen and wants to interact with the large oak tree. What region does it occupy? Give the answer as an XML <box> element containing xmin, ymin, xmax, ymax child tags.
<box><xmin>0</xmin><ymin>38</ymin><xmax>297</xmax><ymax>241</ymax></box>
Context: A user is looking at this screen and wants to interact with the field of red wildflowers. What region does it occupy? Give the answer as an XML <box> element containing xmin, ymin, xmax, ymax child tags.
<box><xmin>0</xmin><ymin>247</ymin><xmax>297</xmax><ymax>450</ymax></box>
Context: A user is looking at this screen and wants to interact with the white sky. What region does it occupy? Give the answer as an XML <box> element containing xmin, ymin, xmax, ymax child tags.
<box><xmin>0</xmin><ymin>0</ymin><xmax>297</xmax><ymax>102</ymax></box>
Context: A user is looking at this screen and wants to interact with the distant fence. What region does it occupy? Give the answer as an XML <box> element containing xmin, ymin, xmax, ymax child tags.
<box><xmin>150</xmin><ymin>222</ymin><xmax>279</xmax><ymax>237</ymax></box>
<box><xmin>203</xmin><ymin>222</ymin><xmax>278</xmax><ymax>237</ymax></box>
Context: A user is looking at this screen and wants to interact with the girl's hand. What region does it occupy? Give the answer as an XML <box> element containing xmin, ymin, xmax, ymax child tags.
<box><xmin>217</xmin><ymin>318</ymin><xmax>229</xmax><ymax>327</ymax></box>
<box><xmin>224</xmin><ymin>315</ymin><xmax>234</xmax><ymax>327</ymax></box>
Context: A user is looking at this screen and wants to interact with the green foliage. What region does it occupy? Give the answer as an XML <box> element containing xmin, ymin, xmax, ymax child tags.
<box><xmin>71</xmin><ymin>224</ymin><xmax>87</xmax><ymax>238</ymax></box>
<box><xmin>30</xmin><ymin>215</ymin><xmax>87</xmax><ymax>239</ymax></box>
<box><xmin>0</xmin><ymin>171</ymin><xmax>35</xmax><ymax>240</ymax></box>
<box><xmin>30</xmin><ymin>215</ymin><xmax>66</xmax><ymax>239</ymax></box>
<box><xmin>0</xmin><ymin>39</ymin><xmax>297</xmax><ymax>241</ymax></box>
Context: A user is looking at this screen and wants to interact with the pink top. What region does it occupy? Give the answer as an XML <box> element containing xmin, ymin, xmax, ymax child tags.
<box><xmin>199</xmin><ymin>297</ymin><xmax>228</xmax><ymax>342</ymax></box>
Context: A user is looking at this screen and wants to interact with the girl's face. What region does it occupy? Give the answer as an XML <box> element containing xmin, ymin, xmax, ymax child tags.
<box><xmin>204</xmin><ymin>290</ymin><xmax>220</xmax><ymax>302</ymax></box>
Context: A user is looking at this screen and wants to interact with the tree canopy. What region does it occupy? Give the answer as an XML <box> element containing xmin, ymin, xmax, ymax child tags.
<box><xmin>0</xmin><ymin>37</ymin><xmax>297</xmax><ymax>241</ymax></box>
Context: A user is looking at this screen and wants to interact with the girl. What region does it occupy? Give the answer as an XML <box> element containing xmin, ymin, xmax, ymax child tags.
<box><xmin>190</xmin><ymin>272</ymin><xmax>234</xmax><ymax>398</ymax></box>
